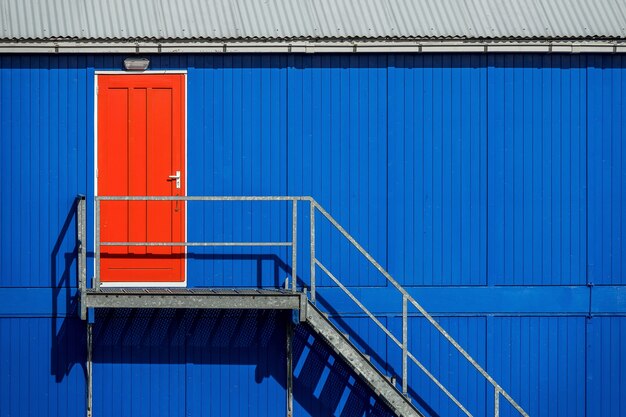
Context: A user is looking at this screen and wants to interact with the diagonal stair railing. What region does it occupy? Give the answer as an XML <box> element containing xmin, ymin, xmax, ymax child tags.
<box><xmin>83</xmin><ymin>195</ymin><xmax>529</xmax><ymax>417</ymax></box>
<box><xmin>308</xmin><ymin>199</ymin><xmax>529</xmax><ymax>417</ymax></box>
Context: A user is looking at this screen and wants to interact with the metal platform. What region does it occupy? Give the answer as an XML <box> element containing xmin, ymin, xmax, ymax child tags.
<box><xmin>83</xmin><ymin>287</ymin><xmax>308</xmax><ymax>321</ymax></box>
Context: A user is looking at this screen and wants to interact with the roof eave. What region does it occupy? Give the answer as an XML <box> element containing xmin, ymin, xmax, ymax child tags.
<box><xmin>1</xmin><ymin>38</ymin><xmax>625</xmax><ymax>53</ymax></box>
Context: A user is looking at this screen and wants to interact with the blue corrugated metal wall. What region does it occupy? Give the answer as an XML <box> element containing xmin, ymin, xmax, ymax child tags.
<box><xmin>0</xmin><ymin>53</ymin><xmax>625</xmax><ymax>417</ymax></box>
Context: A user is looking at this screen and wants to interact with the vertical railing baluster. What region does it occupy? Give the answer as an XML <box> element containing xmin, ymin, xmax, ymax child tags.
<box><xmin>494</xmin><ymin>387</ymin><xmax>500</xmax><ymax>417</ymax></box>
<box><xmin>95</xmin><ymin>198</ymin><xmax>101</xmax><ymax>290</ymax></box>
<box><xmin>310</xmin><ymin>202</ymin><xmax>316</xmax><ymax>303</ymax></box>
<box><xmin>291</xmin><ymin>199</ymin><xmax>298</xmax><ymax>292</ymax></box>
<box><xmin>402</xmin><ymin>294</ymin><xmax>408</xmax><ymax>395</ymax></box>
<box><xmin>286</xmin><ymin>320</ymin><xmax>294</xmax><ymax>417</ymax></box>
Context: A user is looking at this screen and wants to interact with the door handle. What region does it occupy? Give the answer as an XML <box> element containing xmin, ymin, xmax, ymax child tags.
<box><xmin>168</xmin><ymin>171</ymin><xmax>181</xmax><ymax>189</ymax></box>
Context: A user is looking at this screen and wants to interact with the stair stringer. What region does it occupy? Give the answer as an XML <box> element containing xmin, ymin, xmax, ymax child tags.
<box><xmin>304</xmin><ymin>301</ymin><xmax>423</xmax><ymax>417</ymax></box>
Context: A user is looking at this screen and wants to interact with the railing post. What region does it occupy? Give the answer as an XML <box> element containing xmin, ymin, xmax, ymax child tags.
<box><xmin>77</xmin><ymin>196</ymin><xmax>87</xmax><ymax>320</ymax></box>
<box><xmin>494</xmin><ymin>387</ymin><xmax>500</xmax><ymax>417</ymax></box>
<box><xmin>94</xmin><ymin>198</ymin><xmax>101</xmax><ymax>290</ymax></box>
<box><xmin>402</xmin><ymin>294</ymin><xmax>408</xmax><ymax>395</ymax></box>
<box><xmin>291</xmin><ymin>199</ymin><xmax>297</xmax><ymax>292</ymax></box>
<box><xmin>286</xmin><ymin>319</ymin><xmax>294</xmax><ymax>417</ymax></box>
<box><xmin>310</xmin><ymin>202</ymin><xmax>316</xmax><ymax>303</ymax></box>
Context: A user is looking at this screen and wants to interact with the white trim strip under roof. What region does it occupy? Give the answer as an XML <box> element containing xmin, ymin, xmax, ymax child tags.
<box><xmin>1</xmin><ymin>40</ymin><xmax>626</xmax><ymax>54</ymax></box>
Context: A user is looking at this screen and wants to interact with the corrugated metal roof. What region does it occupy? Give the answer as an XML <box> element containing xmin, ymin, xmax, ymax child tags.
<box><xmin>1</xmin><ymin>0</ymin><xmax>625</xmax><ymax>41</ymax></box>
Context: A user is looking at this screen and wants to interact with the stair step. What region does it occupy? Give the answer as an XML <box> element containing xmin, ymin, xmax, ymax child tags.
<box><xmin>385</xmin><ymin>375</ymin><xmax>397</xmax><ymax>385</ymax></box>
<box><xmin>306</xmin><ymin>301</ymin><xmax>422</xmax><ymax>417</ymax></box>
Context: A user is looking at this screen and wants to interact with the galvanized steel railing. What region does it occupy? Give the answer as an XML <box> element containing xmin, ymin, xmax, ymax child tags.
<box><xmin>92</xmin><ymin>195</ymin><xmax>308</xmax><ymax>291</ymax></box>
<box><xmin>308</xmin><ymin>199</ymin><xmax>529</xmax><ymax>417</ymax></box>
<box><xmin>83</xmin><ymin>195</ymin><xmax>529</xmax><ymax>417</ymax></box>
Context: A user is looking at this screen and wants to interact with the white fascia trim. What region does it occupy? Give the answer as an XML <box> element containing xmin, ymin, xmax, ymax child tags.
<box><xmin>1</xmin><ymin>39</ymin><xmax>625</xmax><ymax>53</ymax></box>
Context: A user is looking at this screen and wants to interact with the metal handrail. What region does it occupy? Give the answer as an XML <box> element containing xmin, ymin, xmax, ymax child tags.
<box><xmin>315</xmin><ymin>259</ymin><xmax>472</xmax><ymax>416</ymax></box>
<box><xmin>93</xmin><ymin>195</ymin><xmax>308</xmax><ymax>291</ymax></box>
<box><xmin>309</xmin><ymin>199</ymin><xmax>529</xmax><ymax>417</ymax></box>
<box><xmin>82</xmin><ymin>194</ymin><xmax>529</xmax><ymax>417</ymax></box>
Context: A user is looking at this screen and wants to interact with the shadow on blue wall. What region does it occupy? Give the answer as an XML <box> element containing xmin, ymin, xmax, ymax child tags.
<box><xmin>315</xmin><ymin>294</ymin><xmax>441</xmax><ymax>417</ymax></box>
<box><xmin>187</xmin><ymin>252</ymin><xmax>291</xmax><ymax>288</ymax></box>
<box><xmin>51</xmin><ymin>196</ymin><xmax>86</xmax><ymax>383</ymax></box>
<box><xmin>87</xmin><ymin>308</ymin><xmax>395</xmax><ymax>417</ymax></box>
<box><xmin>48</xmin><ymin>198</ymin><xmax>402</xmax><ymax>416</ymax></box>
<box><xmin>293</xmin><ymin>324</ymin><xmax>397</xmax><ymax>417</ymax></box>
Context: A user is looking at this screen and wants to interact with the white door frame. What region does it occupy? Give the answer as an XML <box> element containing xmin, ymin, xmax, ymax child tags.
<box><xmin>94</xmin><ymin>70</ymin><xmax>188</xmax><ymax>287</ymax></box>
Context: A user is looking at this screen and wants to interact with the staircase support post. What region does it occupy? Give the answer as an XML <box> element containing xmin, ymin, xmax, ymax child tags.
<box><xmin>86</xmin><ymin>322</ymin><xmax>93</xmax><ymax>417</ymax></box>
<box><xmin>286</xmin><ymin>319</ymin><xmax>294</xmax><ymax>417</ymax></box>
<box><xmin>494</xmin><ymin>387</ymin><xmax>500</xmax><ymax>417</ymax></box>
<box><xmin>402</xmin><ymin>295</ymin><xmax>408</xmax><ymax>395</ymax></box>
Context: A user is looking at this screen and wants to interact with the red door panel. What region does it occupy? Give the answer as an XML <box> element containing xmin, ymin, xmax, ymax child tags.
<box><xmin>98</xmin><ymin>74</ymin><xmax>185</xmax><ymax>284</ymax></box>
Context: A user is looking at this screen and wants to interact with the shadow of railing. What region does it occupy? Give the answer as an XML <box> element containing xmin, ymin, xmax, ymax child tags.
<box><xmin>314</xmin><ymin>293</ymin><xmax>441</xmax><ymax>417</ymax></box>
<box><xmin>293</xmin><ymin>324</ymin><xmax>396</xmax><ymax>417</ymax></box>
<box><xmin>51</xmin><ymin>196</ymin><xmax>85</xmax><ymax>382</ymax></box>
<box><xmin>88</xmin><ymin>308</ymin><xmax>395</xmax><ymax>417</ymax></box>
<box><xmin>186</xmin><ymin>252</ymin><xmax>292</xmax><ymax>288</ymax></box>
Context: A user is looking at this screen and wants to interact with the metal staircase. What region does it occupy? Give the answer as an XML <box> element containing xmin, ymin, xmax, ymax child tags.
<box><xmin>77</xmin><ymin>195</ymin><xmax>530</xmax><ymax>417</ymax></box>
<box><xmin>304</xmin><ymin>300</ymin><xmax>422</xmax><ymax>416</ymax></box>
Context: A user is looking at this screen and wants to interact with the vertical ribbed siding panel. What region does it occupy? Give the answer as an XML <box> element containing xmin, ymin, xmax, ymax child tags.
<box><xmin>0</xmin><ymin>55</ymin><xmax>86</xmax><ymax>287</ymax></box>
<box><xmin>487</xmin><ymin>317</ymin><xmax>585</xmax><ymax>417</ymax></box>
<box><xmin>487</xmin><ymin>54</ymin><xmax>587</xmax><ymax>286</ymax></box>
<box><xmin>588</xmin><ymin>54</ymin><xmax>626</xmax><ymax>285</ymax></box>
<box><xmin>183</xmin><ymin>55</ymin><xmax>289</xmax><ymax>288</ymax></box>
<box><xmin>388</xmin><ymin>54</ymin><xmax>488</xmax><ymax>286</ymax></box>
<box><xmin>0</xmin><ymin>318</ymin><xmax>86</xmax><ymax>417</ymax></box>
<box><xmin>389</xmin><ymin>316</ymin><xmax>487</xmax><ymax>417</ymax></box>
<box><xmin>57</xmin><ymin>55</ymin><xmax>68</xmax><ymax>292</ymax></box>
<box><xmin>20</xmin><ymin>56</ymin><xmax>31</xmax><ymax>285</ymax></box>
<box><xmin>11</xmin><ymin>56</ymin><xmax>23</xmax><ymax>286</ymax></box>
<box><xmin>587</xmin><ymin>317</ymin><xmax>626</xmax><ymax>417</ymax></box>
<box><xmin>93</xmin><ymin>309</ymin><xmax>187</xmax><ymax>417</ymax></box>
<box><xmin>288</xmin><ymin>54</ymin><xmax>388</xmax><ymax>288</ymax></box>
<box><xmin>184</xmin><ymin>310</ymin><xmax>287</xmax><ymax>417</ymax></box>
<box><xmin>0</xmin><ymin>56</ymin><xmax>12</xmax><ymax>284</ymax></box>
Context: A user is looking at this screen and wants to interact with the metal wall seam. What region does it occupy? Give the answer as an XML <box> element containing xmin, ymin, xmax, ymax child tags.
<box><xmin>588</xmin><ymin>54</ymin><xmax>626</xmax><ymax>285</ymax></box>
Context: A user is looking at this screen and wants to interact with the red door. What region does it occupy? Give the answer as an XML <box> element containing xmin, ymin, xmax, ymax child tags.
<box><xmin>97</xmin><ymin>74</ymin><xmax>186</xmax><ymax>284</ymax></box>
